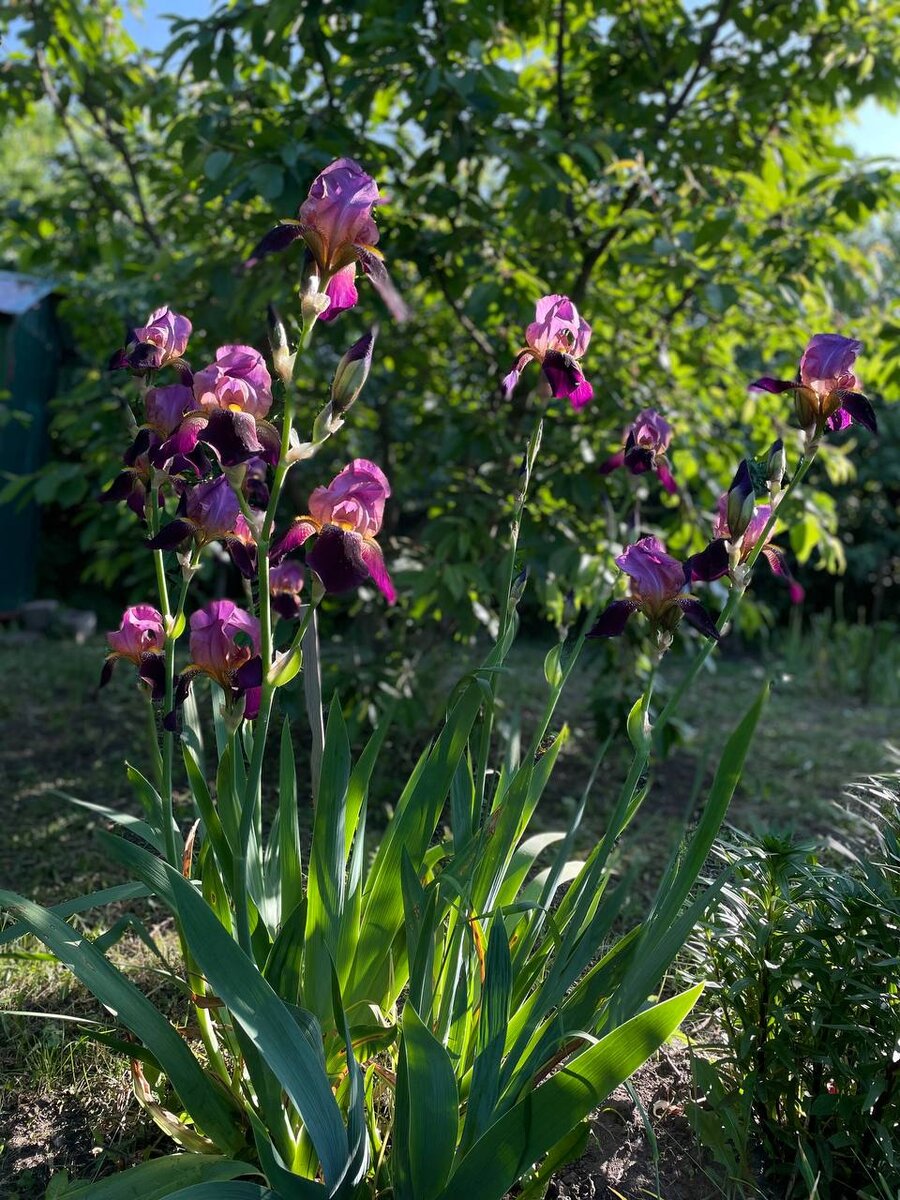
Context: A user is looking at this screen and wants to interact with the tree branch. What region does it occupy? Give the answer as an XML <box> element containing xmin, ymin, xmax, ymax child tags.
<box><xmin>34</xmin><ymin>41</ymin><xmax>161</xmax><ymax>250</ymax></box>
<box><xmin>570</xmin><ymin>0</ymin><xmax>734</xmax><ymax>304</ymax></box>
<box><xmin>432</xmin><ymin>264</ymin><xmax>499</xmax><ymax>365</ymax></box>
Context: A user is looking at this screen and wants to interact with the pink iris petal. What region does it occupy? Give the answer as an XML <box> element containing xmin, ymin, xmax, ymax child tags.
<box><xmin>741</xmin><ymin>504</ymin><xmax>774</xmax><ymax>553</ymax></box>
<box><xmin>271</xmin><ymin>517</ymin><xmax>319</xmax><ymax>564</ymax></box>
<box><xmin>761</xmin><ymin>546</ymin><xmax>805</xmax><ymax>604</ymax></box>
<box><xmin>125</xmin><ymin>306</ymin><xmax>192</xmax><ymax>369</ymax></box>
<box><xmin>136</xmin><ymin>306</ymin><xmax>192</xmax><ymax>358</ymax></box>
<box><xmin>270</xmin><ymin>561</ymin><xmax>305</xmax><ymax>618</ymax></box>
<box><xmin>799</xmin><ymin>333</ymin><xmax>862</xmax><ymax>395</ymax></box>
<box><xmin>307</xmin><ymin>459</ymin><xmax>390</xmax><ymax>539</ymax></box>
<box><xmin>320</xmin><ymin>264</ymin><xmax>359</xmax><ymax>323</ymax></box>
<box><xmin>184</xmin><ymin>475</ymin><xmax>242</xmax><ymax>542</ymax></box>
<box><xmin>270</xmin><ymin>560</ymin><xmax>305</xmax><ymax>597</ymax></box>
<box><xmin>359</xmin><ymin>539</ymin><xmax>397</xmax><ymax>604</ymax></box>
<box><xmin>107</xmin><ymin>604</ymin><xmax>166</xmax><ymax>662</ymax></box>
<box><xmin>630</xmin><ymin>409</ymin><xmax>672</xmax><ymax>454</ymax></box>
<box><xmin>192</xmin><ymin>345</ymin><xmax>273</xmax><ymax>419</ymax></box>
<box><xmin>189</xmin><ymin>600</ymin><xmax>260</xmax><ymax>685</ymax></box>
<box><xmin>525</xmin><ymin>294</ymin><xmax>591</xmax><ymax>359</ymax></box>
<box><xmin>144</xmin><ymin>384</ymin><xmax>194</xmax><ymax>436</ymax></box>
<box><xmin>300</xmin><ymin>157</ymin><xmax>382</xmax><ymax>269</ymax></box>
<box><xmin>616</xmin><ymin>536</ymin><xmax>686</xmax><ymax>605</ymax></box>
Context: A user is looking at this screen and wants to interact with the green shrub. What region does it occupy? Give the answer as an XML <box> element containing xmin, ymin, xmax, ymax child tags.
<box><xmin>690</xmin><ymin>782</ymin><xmax>900</xmax><ymax>1198</ymax></box>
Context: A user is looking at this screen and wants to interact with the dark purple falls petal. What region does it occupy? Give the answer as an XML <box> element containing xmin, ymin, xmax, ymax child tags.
<box><xmin>272</xmin><ymin>592</ymin><xmax>303</xmax><ymax>621</ymax></box>
<box><xmin>355</xmin><ymin>246</ymin><xmax>411</xmax><ymax>324</ymax></box>
<box><xmin>834</xmin><ymin>390</ymin><xmax>877</xmax><ymax>434</ymax></box>
<box><xmin>227</xmin><ymin>538</ymin><xmax>257</xmax><ymax>579</ymax></box>
<box><xmin>586</xmin><ymin>599</ymin><xmax>640</xmax><ymax>638</ymax></box>
<box><xmin>146</xmin><ymin>518</ymin><xmax>195</xmax><ymax>550</ymax></box>
<box><xmin>201</xmin><ymin>409</ymin><xmax>265</xmax><ymax>467</ymax></box>
<box><xmin>656</xmin><ymin>461</ymin><xmax>678</xmax><ymax>494</ymax></box>
<box><xmin>623</xmin><ymin>443</ymin><xmax>655</xmax><ymax>476</ymax></box>
<box><xmin>761</xmin><ymin>546</ymin><xmax>805</xmax><ymax>604</ymax></box>
<box><xmin>233</xmin><ymin>655</ymin><xmax>263</xmax><ymax>691</ymax></box>
<box><xmin>98</xmin><ymin>656</ymin><xmax>117</xmax><ymax>690</ymax></box>
<box><xmin>748</xmin><ymin>376</ymin><xmax>798</xmax><ymax>394</ymax></box>
<box><xmin>138</xmin><ymin>652</ymin><xmax>166</xmax><ymax>702</ymax></box>
<box><xmin>599</xmin><ymin>450</ymin><xmax>626</xmax><ymax>476</ymax></box>
<box><xmin>685</xmin><ymin>538</ymin><xmax>730</xmax><ymax>583</ymax></box>
<box><xmin>306</xmin><ymin>524</ymin><xmax>369</xmax><ymax>594</ymax></box>
<box><xmin>677</xmin><ymin>598</ymin><xmax>720</xmax><ymax>640</ymax></box>
<box><xmin>243</xmin><ymin>221</ymin><xmax>305</xmax><ymax>269</ymax></box>
<box><xmin>542</xmin><ymin>350</ymin><xmax>593</xmax><ymax>410</ymax></box>
<box><xmin>163</xmin><ymin>669</ymin><xmax>198</xmax><ymax>731</ymax></box>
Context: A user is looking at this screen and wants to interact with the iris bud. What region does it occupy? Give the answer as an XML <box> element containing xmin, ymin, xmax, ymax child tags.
<box><xmin>331</xmin><ymin>328</ymin><xmax>377</xmax><ymax>416</ymax></box>
<box><xmin>793</xmin><ymin>385</ymin><xmax>818</xmax><ymax>433</ymax></box>
<box><xmin>726</xmin><ymin>460</ymin><xmax>756</xmax><ymax>540</ymax></box>
<box><xmin>267</xmin><ymin>303</ymin><xmax>295</xmax><ymax>384</ymax></box>
<box><xmin>766</xmin><ymin>438</ymin><xmax>787</xmax><ymax>491</ymax></box>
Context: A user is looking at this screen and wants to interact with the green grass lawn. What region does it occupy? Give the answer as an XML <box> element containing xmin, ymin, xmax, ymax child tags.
<box><xmin>0</xmin><ymin>630</ymin><xmax>896</xmax><ymax>1196</ymax></box>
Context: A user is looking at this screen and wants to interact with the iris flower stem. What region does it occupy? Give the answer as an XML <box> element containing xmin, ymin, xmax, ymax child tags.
<box><xmin>159</xmin><ymin>551</ymin><xmax>200</xmax><ymax>868</ymax></box>
<box><xmin>479</xmin><ymin>415</ymin><xmax>543</xmax><ymax>810</ymax></box>
<box><xmin>301</xmin><ymin>607</ymin><xmax>325</xmax><ymax>803</ymax></box>
<box><xmin>528</xmin><ymin>584</ymin><xmax>608</xmax><ymax>762</ymax></box>
<box><xmin>653</xmin><ymin>447</ymin><xmax>818</xmax><ymax>744</ymax></box>
<box><xmin>145</xmin><ymin>696</ymin><xmax>164</xmax><ymax>791</ymax></box>
<box><xmin>147</xmin><ymin>487</ymin><xmax>181</xmax><ymax>866</ymax></box>
<box><xmin>148</xmin><ymin>493</ymin><xmax>230</xmax><ymax>1083</ymax></box>
<box><xmin>234</xmin><ymin>324</ymin><xmax>315</xmax><ymax>956</ymax></box>
<box><xmin>499</xmin><ymin>417</ymin><xmax>543</xmax><ymax>645</ymax></box>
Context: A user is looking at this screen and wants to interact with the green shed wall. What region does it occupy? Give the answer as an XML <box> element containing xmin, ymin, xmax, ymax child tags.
<box><xmin>0</xmin><ymin>301</ymin><xmax>61</xmax><ymax>609</ymax></box>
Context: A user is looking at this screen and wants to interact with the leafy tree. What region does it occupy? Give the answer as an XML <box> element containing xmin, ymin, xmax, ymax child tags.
<box><xmin>1</xmin><ymin>0</ymin><xmax>898</xmax><ymax>639</ymax></box>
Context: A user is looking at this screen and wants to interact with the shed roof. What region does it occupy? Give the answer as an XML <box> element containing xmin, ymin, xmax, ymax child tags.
<box><xmin>0</xmin><ymin>271</ymin><xmax>58</xmax><ymax>317</ymax></box>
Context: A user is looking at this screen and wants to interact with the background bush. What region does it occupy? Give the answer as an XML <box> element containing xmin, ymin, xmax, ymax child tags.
<box><xmin>690</xmin><ymin>781</ymin><xmax>900</xmax><ymax>1198</ymax></box>
<box><xmin>1</xmin><ymin>0</ymin><xmax>899</xmax><ymax>644</ymax></box>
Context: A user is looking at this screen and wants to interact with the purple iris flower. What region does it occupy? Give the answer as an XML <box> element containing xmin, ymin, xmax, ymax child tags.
<box><xmin>244</xmin><ymin>158</ymin><xmax>407</xmax><ymax>322</ymax></box>
<box><xmin>226</xmin><ymin>513</ymin><xmax>258</xmax><ymax>579</ymax></box>
<box><xmin>146</xmin><ymin>475</ymin><xmax>242</xmax><ymax>551</ymax></box>
<box><xmin>588</xmin><ymin>536</ymin><xmax>719</xmax><ymax>641</ymax></box>
<box><xmin>270</xmin><ymin>561</ymin><xmax>305</xmax><ymax>620</ymax></box>
<box><xmin>192</xmin><ymin>345</ymin><xmax>273</xmax><ymax>419</ymax></box>
<box><xmin>99</xmin><ymin>605</ymin><xmax>166</xmax><ymax>699</ymax></box>
<box><xmin>242</xmin><ymin>456</ymin><xmax>270</xmax><ymax>510</ymax></box>
<box><xmin>271</xmin><ymin>458</ymin><xmax>396</xmax><ymax>604</ymax></box>
<box><xmin>102</xmin><ymin>384</ymin><xmax>202</xmax><ymax>518</ymax></box>
<box><xmin>170</xmin><ymin>601</ymin><xmax>262</xmax><ymax>723</ymax></box>
<box><xmin>685</xmin><ymin>464</ymin><xmax>804</xmax><ymax>604</ymax></box>
<box><xmin>750</xmin><ymin>333</ymin><xmax>877</xmax><ymax>435</ymax></box>
<box><xmin>109</xmin><ymin>306</ymin><xmax>192</xmax><ymax>373</ymax></box>
<box><xmin>155</xmin><ymin>345</ymin><xmax>279</xmax><ymax>470</ymax></box>
<box><xmin>502</xmin><ymin>294</ymin><xmax>593</xmax><ymax>410</ymax></box>
<box><xmin>600</xmin><ymin>408</ymin><xmax>677</xmax><ymax>493</ymax></box>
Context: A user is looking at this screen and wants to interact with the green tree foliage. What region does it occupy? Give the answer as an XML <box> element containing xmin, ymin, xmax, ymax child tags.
<box><xmin>1</xmin><ymin>0</ymin><xmax>898</xmax><ymax>633</ymax></box>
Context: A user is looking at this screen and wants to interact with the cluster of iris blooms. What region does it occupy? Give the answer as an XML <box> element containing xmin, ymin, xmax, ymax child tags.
<box><xmin>100</xmin><ymin>154</ymin><xmax>879</xmax><ymax>714</ymax></box>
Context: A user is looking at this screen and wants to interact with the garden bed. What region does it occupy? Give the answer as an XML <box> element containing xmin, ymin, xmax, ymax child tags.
<box><xmin>1</xmin><ymin>633</ymin><xmax>895</xmax><ymax>1197</ymax></box>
